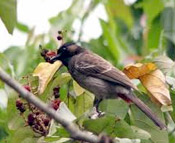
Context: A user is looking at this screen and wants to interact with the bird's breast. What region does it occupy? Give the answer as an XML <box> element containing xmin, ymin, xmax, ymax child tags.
<box><xmin>69</xmin><ymin>68</ymin><xmax>115</xmax><ymax>99</ymax></box>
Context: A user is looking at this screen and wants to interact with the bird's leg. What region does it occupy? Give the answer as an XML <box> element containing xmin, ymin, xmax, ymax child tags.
<box><xmin>88</xmin><ymin>98</ymin><xmax>104</xmax><ymax>119</ymax></box>
<box><xmin>93</xmin><ymin>98</ymin><xmax>105</xmax><ymax>117</ymax></box>
<box><xmin>93</xmin><ymin>98</ymin><xmax>103</xmax><ymax>113</ymax></box>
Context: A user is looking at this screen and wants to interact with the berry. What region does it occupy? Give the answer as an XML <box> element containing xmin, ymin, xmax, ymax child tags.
<box><xmin>16</xmin><ymin>99</ymin><xmax>26</xmax><ymax>113</ymax></box>
<box><xmin>28</xmin><ymin>113</ymin><xmax>35</xmax><ymax>126</ymax></box>
<box><xmin>44</xmin><ymin>57</ymin><xmax>50</xmax><ymax>62</ymax></box>
<box><xmin>58</xmin><ymin>31</ymin><xmax>62</xmax><ymax>34</ymax></box>
<box><xmin>53</xmin><ymin>87</ymin><xmax>60</xmax><ymax>98</ymax></box>
<box><xmin>43</xmin><ymin>118</ymin><xmax>50</xmax><ymax>126</ymax></box>
<box><xmin>46</xmin><ymin>51</ymin><xmax>57</xmax><ymax>57</ymax></box>
<box><xmin>35</xmin><ymin>111</ymin><xmax>40</xmax><ymax>115</ymax></box>
<box><xmin>40</xmin><ymin>49</ymin><xmax>49</xmax><ymax>57</ymax></box>
<box><xmin>23</xmin><ymin>85</ymin><xmax>31</xmax><ymax>92</ymax></box>
<box><xmin>57</xmin><ymin>36</ymin><xmax>62</xmax><ymax>41</ymax></box>
<box><xmin>51</xmin><ymin>99</ymin><xmax>61</xmax><ymax>110</ymax></box>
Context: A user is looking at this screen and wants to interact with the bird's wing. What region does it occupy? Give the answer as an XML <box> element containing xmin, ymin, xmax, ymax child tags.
<box><xmin>75</xmin><ymin>52</ymin><xmax>137</xmax><ymax>90</ymax></box>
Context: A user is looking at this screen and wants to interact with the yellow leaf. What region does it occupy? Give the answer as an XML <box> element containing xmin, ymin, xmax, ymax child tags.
<box><xmin>73</xmin><ymin>80</ymin><xmax>85</xmax><ymax>96</ymax></box>
<box><xmin>140</xmin><ymin>70</ymin><xmax>171</xmax><ymax>106</ymax></box>
<box><xmin>33</xmin><ymin>61</ymin><xmax>62</xmax><ymax>94</ymax></box>
<box><xmin>123</xmin><ymin>63</ymin><xmax>157</xmax><ymax>79</ymax></box>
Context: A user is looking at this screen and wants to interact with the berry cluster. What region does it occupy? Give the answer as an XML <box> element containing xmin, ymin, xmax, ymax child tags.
<box><xmin>57</xmin><ymin>30</ymin><xmax>63</xmax><ymax>41</ymax></box>
<box><xmin>16</xmin><ymin>85</ymin><xmax>61</xmax><ymax>136</ymax></box>
<box><xmin>40</xmin><ymin>30</ymin><xmax>64</xmax><ymax>63</ymax></box>
<box><xmin>51</xmin><ymin>87</ymin><xmax>61</xmax><ymax>110</ymax></box>
<box><xmin>27</xmin><ymin>104</ymin><xmax>51</xmax><ymax>136</ymax></box>
<box><xmin>40</xmin><ymin>48</ymin><xmax>57</xmax><ymax>63</ymax></box>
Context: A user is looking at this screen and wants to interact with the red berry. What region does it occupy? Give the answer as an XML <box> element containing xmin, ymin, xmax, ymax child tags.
<box><xmin>51</xmin><ymin>99</ymin><xmax>61</xmax><ymax>110</ymax></box>
<box><xmin>23</xmin><ymin>85</ymin><xmax>31</xmax><ymax>92</ymax></box>
<box><xmin>53</xmin><ymin>104</ymin><xmax>59</xmax><ymax>110</ymax></box>
<box><xmin>46</xmin><ymin>51</ymin><xmax>57</xmax><ymax>57</ymax></box>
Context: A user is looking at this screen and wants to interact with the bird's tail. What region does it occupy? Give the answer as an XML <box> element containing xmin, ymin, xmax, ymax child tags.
<box><xmin>119</xmin><ymin>92</ymin><xmax>166</xmax><ymax>130</ymax></box>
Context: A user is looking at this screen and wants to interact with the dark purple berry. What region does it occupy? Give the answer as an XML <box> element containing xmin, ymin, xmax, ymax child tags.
<box><xmin>28</xmin><ymin>113</ymin><xmax>35</xmax><ymax>126</ymax></box>
<box><xmin>16</xmin><ymin>99</ymin><xmax>26</xmax><ymax>113</ymax></box>
<box><xmin>40</xmin><ymin>49</ymin><xmax>49</xmax><ymax>57</ymax></box>
<box><xmin>53</xmin><ymin>87</ymin><xmax>60</xmax><ymax>98</ymax></box>
<box><xmin>35</xmin><ymin>111</ymin><xmax>40</xmax><ymax>115</ymax></box>
<box><xmin>43</xmin><ymin>118</ymin><xmax>50</xmax><ymax>126</ymax></box>
<box><xmin>57</xmin><ymin>36</ymin><xmax>62</xmax><ymax>41</ymax></box>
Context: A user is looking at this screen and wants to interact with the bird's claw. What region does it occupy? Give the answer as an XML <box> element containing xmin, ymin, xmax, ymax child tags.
<box><xmin>88</xmin><ymin>107</ymin><xmax>105</xmax><ymax>119</ymax></box>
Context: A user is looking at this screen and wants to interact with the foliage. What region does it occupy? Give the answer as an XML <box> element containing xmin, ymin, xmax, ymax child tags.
<box><xmin>0</xmin><ymin>0</ymin><xmax>17</xmax><ymax>34</ymax></box>
<box><xmin>0</xmin><ymin>0</ymin><xmax>175</xmax><ymax>143</ymax></box>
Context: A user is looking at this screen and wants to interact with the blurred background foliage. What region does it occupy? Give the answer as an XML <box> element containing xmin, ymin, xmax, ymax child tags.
<box><xmin>0</xmin><ymin>0</ymin><xmax>175</xmax><ymax>143</ymax></box>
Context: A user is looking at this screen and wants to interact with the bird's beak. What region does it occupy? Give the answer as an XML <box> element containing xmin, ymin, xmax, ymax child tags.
<box><xmin>50</xmin><ymin>53</ymin><xmax>61</xmax><ymax>63</ymax></box>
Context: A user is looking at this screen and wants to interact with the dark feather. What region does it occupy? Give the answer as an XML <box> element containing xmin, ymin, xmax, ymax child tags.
<box><xmin>74</xmin><ymin>51</ymin><xmax>137</xmax><ymax>90</ymax></box>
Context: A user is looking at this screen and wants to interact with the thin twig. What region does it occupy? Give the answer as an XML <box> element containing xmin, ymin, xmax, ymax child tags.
<box><xmin>0</xmin><ymin>68</ymin><xmax>100</xmax><ymax>143</ymax></box>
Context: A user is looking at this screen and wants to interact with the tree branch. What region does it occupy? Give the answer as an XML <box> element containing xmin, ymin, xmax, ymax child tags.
<box><xmin>0</xmin><ymin>68</ymin><xmax>100</xmax><ymax>143</ymax></box>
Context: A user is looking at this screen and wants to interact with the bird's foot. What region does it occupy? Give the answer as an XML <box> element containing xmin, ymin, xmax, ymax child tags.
<box><xmin>88</xmin><ymin>107</ymin><xmax>105</xmax><ymax>119</ymax></box>
<box><xmin>97</xmin><ymin>111</ymin><xmax>105</xmax><ymax>118</ymax></box>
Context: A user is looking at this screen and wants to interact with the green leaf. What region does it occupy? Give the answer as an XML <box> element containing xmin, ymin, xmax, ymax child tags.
<box><xmin>130</xmin><ymin>95</ymin><xmax>168</xmax><ymax>143</ymax></box>
<box><xmin>0</xmin><ymin>89</ymin><xmax>8</xmax><ymax>109</ymax></box>
<box><xmin>99</xmin><ymin>99</ymin><xmax>129</xmax><ymax>119</ymax></box>
<box><xmin>0</xmin><ymin>126</ymin><xmax>8</xmax><ymax>141</ymax></box>
<box><xmin>8</xmin><ymin>127</ymin><xmax>35</xmax><ymax>143</ymax></box>
<box><xmin>44</xmin><ymin>136</ymin><xmax>61</xmax><ymax>142</ymax></box>
<box><xmin>106</xmin><ymin>0</ymin><xmax>133</xmax><ymax>29</ymax></box>
<box><xmin>170</xmin><ymin>89</ymin><xmax>175</xmax><ymax>122</ymax></box>
<box><xmin>0</xmin><ymin>97</ymin><xmax>29</xmax><ymax>142</ymax></box>
<box><xmin>0</xmin><ymin>0</ymin><xmax>17</xmax><ymax>34</ymax></box>
<box><xmin>0</xmin><ymin>53</ymin><xmax>13</xmax><ymax>75</ymax></box>
<box><xmin>40</xmin><ymin>72</ymin><xmax>71</xmax><ymax>101</ymax></box>
<box><xmin>73</xmin><ymin>80</ymin><xmax>85</xmax><ymax>96</ymax></box>
<box><xmin>83</xmin><ymin>116</ymin><xmax>137</xmax><ymax>138</ymax></box>
<box><xmin>66</xmin><ymin>92</ymin><xmax>94</xmax><ymax>117</ymax></box>
<box><xmin>53</xmin><ymin>127</ymin><xmax>70</xmax><ymax>138</ymax></box>
<box><xmin>49</xmin><ymin>0</ymin><xmax>83</xmax><ymax>31</ymax></box>
<box><xmin>3</xmin><ymin>45</ymin><xmax>42</xmax><ymax>77</ymax></box>
<box><xmin>147</xmin><ymin>17</ymin><xmax>162</xmax><ymax>50</ymax></box>
<box><xmin>100</xmin><ymin>19</ymin><xmax>121</xmax><ymax>63</ymax></box>
<box><xmin>131</xmin><ymin>126</ymin><xmax>151</xmax><ymax>140</ymax></box>
<box><xmin>136</xmin><ymin>0</ymin><xmax>164</xmax><ymax>25</ymax></box>
<box><xmin>161</xmin><ymin>7</ymin><xmax>175</xmax><ymax>45</ymax></box>
<box><xmin>85</xmin><ymin>38</ymin><xmax>116</xmax><ymax>64</ymax></box>
<box><xmin>16</xmin><ymin>22</ymin><xmax>30</xmax><ymax>33</ymax></box>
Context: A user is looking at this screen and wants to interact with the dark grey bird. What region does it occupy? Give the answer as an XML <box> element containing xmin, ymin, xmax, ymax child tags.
<box><xmin>50</xmin><ymin>42</ymin><xmax>166</xmax><ymax>129</ymax></box>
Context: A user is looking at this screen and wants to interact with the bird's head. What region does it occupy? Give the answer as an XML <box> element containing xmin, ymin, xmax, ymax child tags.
<box><xmin>50</xmin><ymin>42</ymin><xmax>84</xmax><ymax>65</ymax></box>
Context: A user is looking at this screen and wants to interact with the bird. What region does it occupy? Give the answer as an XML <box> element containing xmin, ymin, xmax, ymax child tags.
<box><xmin>49</xmin><ymin>42</ymin><xmax>166</xmax><ymax>129</ymax></box>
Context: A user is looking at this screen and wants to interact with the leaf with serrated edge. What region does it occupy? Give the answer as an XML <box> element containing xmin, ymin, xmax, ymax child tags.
<box><xmin>33</xmin><ymin>61</ymin><xmax>62</xmax><ymax>94</ymax></box>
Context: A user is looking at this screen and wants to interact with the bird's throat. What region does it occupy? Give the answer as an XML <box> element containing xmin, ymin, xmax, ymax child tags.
<box><xmin>61</xmin><ymin>57</ymin><xmax>71</xmax><ymax>67</ymax></box>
